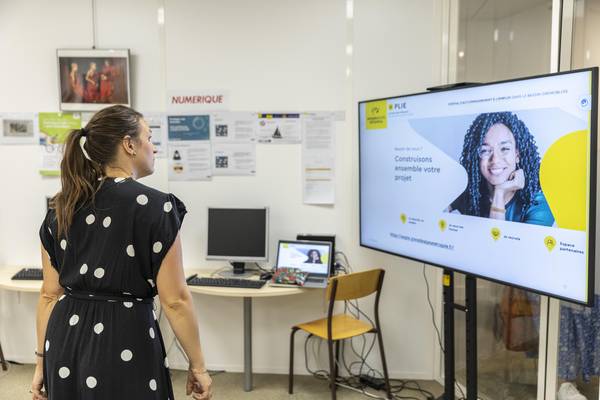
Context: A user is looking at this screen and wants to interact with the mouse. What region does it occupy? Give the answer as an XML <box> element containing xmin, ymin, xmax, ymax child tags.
<box><xmin>259</xmin><ymin>272</ymin><xmax>273</xmax><ymax>281</ymax></box>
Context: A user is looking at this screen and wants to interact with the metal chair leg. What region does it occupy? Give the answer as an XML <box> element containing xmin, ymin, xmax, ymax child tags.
<box><xmin>376</xmin><ymin>330</ymin><xmax>392</xmax><ymax>399</ymax></box>
<box><xmin>334</xmin><ymin>340</ymin><xmax>340</xmax><ymax>384</ymax></box>
<box><xmin>328</xmin><ymin>338</ymin><xmax>336</xmax><ymax>400</ymax></box>
<box><xmin>289</xmin><ymin>327</ymin><xmax>299</xmax><ymax>394</ymax></box>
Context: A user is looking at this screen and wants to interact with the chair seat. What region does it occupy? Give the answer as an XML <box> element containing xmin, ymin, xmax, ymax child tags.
<box><xmin>295</xmin><ymin>314</ymin><xmax>374</xmax><ymax>341</ymax></box>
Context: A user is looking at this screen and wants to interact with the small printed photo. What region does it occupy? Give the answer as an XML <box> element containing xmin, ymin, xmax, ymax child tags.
<box><xmin>215</xmin><ymin>124</ymin><xmax>228</xmax><ymax>137</ymax></box>
<box><xmin>57</xmin><ymin>49</ymin><xmax>131</xmax><ymax>111</ymax></box>
<box><xmin>3</xmin><ymin>119</ymin><xmax>34</xmax><ymax>137</ymax></box>
<box><xmin>215</xmin><ymin>156</ymin><xmax>229</xmax><ymax>168</ymax></box>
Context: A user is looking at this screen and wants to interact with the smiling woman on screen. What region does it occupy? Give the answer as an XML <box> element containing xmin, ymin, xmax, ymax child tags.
<box><xmin>449</xmin><ymin>111</ymin><xmax>554</xmax><ymax>226</ymax></box>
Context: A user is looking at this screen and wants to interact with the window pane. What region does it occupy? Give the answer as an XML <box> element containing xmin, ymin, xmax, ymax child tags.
<box><xmin>452</xmin><ymin>1</ymin><xmax>552</xmax><ymax>398</ymax></box>
<box><xmin>556</xmin><ymin>2</ymin><xmax>600</xmax><ymax>399</ymax></box>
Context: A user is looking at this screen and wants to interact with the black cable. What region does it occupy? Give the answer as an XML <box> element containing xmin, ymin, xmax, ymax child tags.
<box><xmin>422</xmin><ymin>264</ymin><xmax>444</xmax><ymax>353</ymax></box>
<box><xmin>301</xmin><ymin>255</ymin><xmax>438</xmax><ymax>400</ymax></box>
<box><xmin>422</xmin><ymin>265</ymin><xmax>470</xmax><ymax>400</ymax></box>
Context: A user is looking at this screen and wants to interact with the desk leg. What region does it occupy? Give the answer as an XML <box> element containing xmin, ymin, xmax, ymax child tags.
<box><xmin>243</xmin><ymin>297</ymin><xmax>252</xmax><ymax>392</ymax></box>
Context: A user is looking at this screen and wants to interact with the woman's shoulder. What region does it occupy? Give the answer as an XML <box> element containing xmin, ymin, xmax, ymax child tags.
<box><xmin>126</xmin><ymin>179</ymin><xmax>170</xmax><ymax>199</ymax></box>
<box><xmin>124</xmin><ymin>179</ymin><xmax>186</xmax><ymax>212</ymax></box>
<box><xmin>531</xmin><ymin>191</ymin><xmax>548</xmax><ymax>204</ymax></box>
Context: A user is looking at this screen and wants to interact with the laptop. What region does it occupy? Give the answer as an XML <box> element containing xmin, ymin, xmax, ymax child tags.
<box><xmin>270</xmin><ymin>240</ymin><xmax>333</xmax><ymax>288</ymax></box>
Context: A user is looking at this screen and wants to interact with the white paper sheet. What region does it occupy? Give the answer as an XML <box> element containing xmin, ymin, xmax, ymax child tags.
<box><xmin>256</xmin><ymin>113</ymin><xmax>301</xmax><ymax>143</ymax></box>
<box><xmin>168</xmin><ymin>142</ymin><xmax>212</xmax><ymax>181</ymax></box>
<box><xmin>144</xmin><ymin>112</ymin><xmax>168</xmax><ymax>158</ymax></box>
<box><xmin>40</xmin><ymin>143</ymin><xmax>64</xmax><ymax>176</ymax></box>
<box><xmin>210</xmin><ymin>111</ymin><xmax>256</xmax><ymax>142</ymax></box>
<box><xmin>211</xmin><ymin>142</ymin><xmax>256</xmax><ymax>176</ymax></box>
<box><xmin>302</xmin><ymin>113</ymin><xmax>335</xmax><ymax>204</ymax></box>
<box><xmin>0</xmin><ymin>113</ymin><xmax>38</xmax><ymax>145</ymax></box>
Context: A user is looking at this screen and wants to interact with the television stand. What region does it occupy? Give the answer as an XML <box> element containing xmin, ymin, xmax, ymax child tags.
<box><xmin>438</xmin><ymin>269</ymin><xmax>478</xmax><ymax>400</ymax></box>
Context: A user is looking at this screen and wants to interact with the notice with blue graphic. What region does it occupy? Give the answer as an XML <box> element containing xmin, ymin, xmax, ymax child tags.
<box><xmin>168</xmin><ymin>115</ymin><xmax>210</xmax><ymax>141</ymax></box>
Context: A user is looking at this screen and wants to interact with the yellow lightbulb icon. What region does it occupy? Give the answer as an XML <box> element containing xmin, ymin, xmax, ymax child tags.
<box><xmin>400</xmin><ymin>213</ymin><xmax>407</xmax><ymax>224</ymax></box>
<box><xmin>491</xmin><ymin>227</ymin><xmax>501</xmax><ymax>241</ymax></box>
<box><xmin>438</xmin><ymin>219</ymin><xmax>447</xmax><ymax>232</ymax></box>
<box><xmin>544</xmin><ymin>236</ymin><xmax>556</xmax><ymax>252</ymax></box>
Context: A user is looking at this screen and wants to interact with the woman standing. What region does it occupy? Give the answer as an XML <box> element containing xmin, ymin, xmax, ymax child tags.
<box><xmin>83</xmin><ymin>62</ymin><xmax>99</xmax><ymax>103</ymax></box>
<box><xmin>99</xmin><ymin>60</ymin><xmax>114</xmax><ymax>103</ymax></box>
<box><xmin>30</xmin><ymin>105</ymin><xmax>212</xmax><ymax>399</ymax></box>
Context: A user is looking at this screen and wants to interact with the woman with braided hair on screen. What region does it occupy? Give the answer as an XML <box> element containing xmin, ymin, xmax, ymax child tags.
<box><xmin>449</xmin><ymin>111</ymin><xmax>554</xmax><ymax>226</ymax></box>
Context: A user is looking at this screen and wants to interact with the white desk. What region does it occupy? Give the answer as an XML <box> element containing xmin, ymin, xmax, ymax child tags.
<box><xmin>0</xmin><ymin>266</ymin><xmax>42</xmax><ymax>371</ymax></box>
<box><xmin>0</xmin><ymin>266</ymin><xmax>307</xmax><ymax>391</ymax></box>
<box><xmin>186</xmin><ymin>269</ymin><xmax>307</xmax><ymax>391</ymax></box>
<box><xmin>0</xmin><ymin>266</ymin><xmax>42</xmax><ymax>293</ymax></box>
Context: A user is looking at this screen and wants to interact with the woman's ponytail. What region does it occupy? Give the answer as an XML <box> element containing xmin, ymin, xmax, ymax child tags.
<box><xmin>53</xmin><ymin>128</ymin><xmax>103</xmax><ymax>237</ymax></box>
<box><xmin>51</xmin><ymin>105</ymin><xmax>143</xmax><ymax>237</ymax></box>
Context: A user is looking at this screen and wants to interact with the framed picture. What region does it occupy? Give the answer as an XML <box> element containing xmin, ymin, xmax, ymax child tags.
<box><xmin>57</xmin><ymin>49</ymin><xmax>131</xmax><ymax>112</ymax></box>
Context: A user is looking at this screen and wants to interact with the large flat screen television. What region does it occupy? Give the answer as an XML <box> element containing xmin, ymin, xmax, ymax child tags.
<box><xmin>359</xmin><ymin>68</ymin><xmax>598</xmax><ymax>305</ymax></box>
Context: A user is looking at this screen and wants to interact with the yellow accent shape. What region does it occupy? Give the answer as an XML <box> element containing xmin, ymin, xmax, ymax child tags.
<box><xmin>438</xmin><ymin>219</ymin><xmax>447</xmax><ymax>232</ymax></box>
<box><xmin>443</xmin><ymin>274</ymin><xmax>451</xmax><ymax>287</ymax></box>
<box><xmin>365</xmin><ymin>100</ymin><xmax>387</xmax><ymax>130</ymax></box>
<box><xmin>539</xmin><ymin>130</ymin><xmax>589</xmax><ymax>231</ymax></box>
<box><xmin>544</xmin><ymin>236</ymin><xmax>556</xmax><ymax>251</ymax></box>
<box><xmin>388</xmin><ymin>104</ymin><xmax>393</xmax><ymax>110</ymax></box>
<box><xmin>400</xmin><ymin>213</ymin><xmax>407</xmax><ymax>224</ymax></box>
<box><xmin>491</xmin><ymin>227</ymin><xmax>501</xmax><ymax>241</ymax></box>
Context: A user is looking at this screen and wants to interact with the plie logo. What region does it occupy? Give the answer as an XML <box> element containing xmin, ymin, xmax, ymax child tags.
<box><xmin>389</xmin><ymin>102</ymin><xmax>408</xmax><ymax>112</ymax></box>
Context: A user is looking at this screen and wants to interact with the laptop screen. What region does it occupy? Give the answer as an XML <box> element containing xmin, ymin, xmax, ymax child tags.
<box><xmin>275</xmin><ymin>240</ymin><xmax>332</xmax><ymax>275</ymax></box>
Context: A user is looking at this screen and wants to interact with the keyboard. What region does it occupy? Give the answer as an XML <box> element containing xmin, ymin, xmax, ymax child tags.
<box><xmin>187</xmin><ymin>277</ymin><xmax>266</xmax><ymax>289</ymax></box>
<box><xmin>11</xmin><ymin>267</ymin><xmax>43</xmax><ymax>280</ymax></box>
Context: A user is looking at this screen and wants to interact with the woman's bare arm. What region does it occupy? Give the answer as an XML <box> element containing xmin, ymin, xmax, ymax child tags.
<box><xmin>156</xmin><ymin>233</ymin><xmax>206</xmax><ymax>371</ymax></box>
<box><xmin>36</xmin><ymin>246</ymin><xmax>63</xmax><ymax>361</ymax></box>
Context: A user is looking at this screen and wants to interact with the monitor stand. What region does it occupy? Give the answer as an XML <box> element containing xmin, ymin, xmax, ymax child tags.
<box><xmin>219</xmin><ymin>262</ymin><xmax>256</xmax><ymax>279</ymax></box>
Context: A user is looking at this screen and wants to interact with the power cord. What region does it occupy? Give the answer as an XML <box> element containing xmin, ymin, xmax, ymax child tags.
<box><xmin>422</xmin><ymin>264</ymin><xmax>476</xmax><ymax>400</ymax></box>
<box><xmin>300</xmin><ymin>256</ymin><xmax>436</xmax><ymax>399</ymax></box>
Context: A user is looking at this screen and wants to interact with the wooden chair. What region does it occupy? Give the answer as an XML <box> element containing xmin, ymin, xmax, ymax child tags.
<box><xmin>288</xmin><ymin>268</ymin><xmax>391</xmax><ymax>400</ymax></box>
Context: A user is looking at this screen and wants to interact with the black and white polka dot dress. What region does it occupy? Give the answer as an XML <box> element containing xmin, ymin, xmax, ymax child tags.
<box><xmin>39</xmin><ymin>177</ymin><xmax>186</xmax><ymax>399</ymax></box>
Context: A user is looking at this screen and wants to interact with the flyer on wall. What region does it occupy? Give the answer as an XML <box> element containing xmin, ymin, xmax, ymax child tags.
<box><xmin>302</xmin><ymin>112</ymin><xmax>335</xmax><ymax>204</ymax></box>
<box><xmin>167</xmin><ymin>142</ymin><xmax>212</xmax><ymax>181</ymax></box>
<box><xmin>256</xmin><ymin>113</ymin><xmax>302</xmax><ymax>143</ymax></box>
<box><xmin>38</xmin><ymin>112</ymin><xmax>81</xmax><ymax>176</ymax></box>
<box><xmin>144</xmin><ymin>112</ymin><xmax>167</xmax><ymax>158</ymax></box>
<box><xmin>211</xmin><ymin>142</ymin><xmax>256</xmax><ymax>176</ymax></box>
<box><xmin>167</xmin><ymin>114</ymin><xmax>211</xmax><ymax>181</ymax></box>
<box><xmin>210</xmin><ymin>111</ymin><xmax>256</xmax><ymax>142</ymax></box>
<box><xmin>0</xmin><ymin>113</ymin><xmax>38</xmax><ymax>145</ymax></box>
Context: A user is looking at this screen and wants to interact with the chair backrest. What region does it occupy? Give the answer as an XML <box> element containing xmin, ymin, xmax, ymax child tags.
<box><xmin>326</xmin><ymin>268</ymin><xmax>384</xmax><ymax>301</ymax></box>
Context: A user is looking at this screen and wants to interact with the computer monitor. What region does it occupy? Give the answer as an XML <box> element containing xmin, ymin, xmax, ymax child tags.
<box><xmin>206</xmin><ymin>207</ymin><xmax>269</xmax><ymax>276</ymax></box>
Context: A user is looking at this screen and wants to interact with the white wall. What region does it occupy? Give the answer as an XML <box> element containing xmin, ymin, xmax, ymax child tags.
<box><xmin>0</xmin><ymin>0</ymin><xmax>442</xmax><ymax>379</ymax></box>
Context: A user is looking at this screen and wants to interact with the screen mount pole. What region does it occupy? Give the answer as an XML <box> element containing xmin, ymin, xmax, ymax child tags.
<box><xmin>438</xmin><ymin>270</ymin><xmax>478</xmax><ymax>400</ymax></box>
